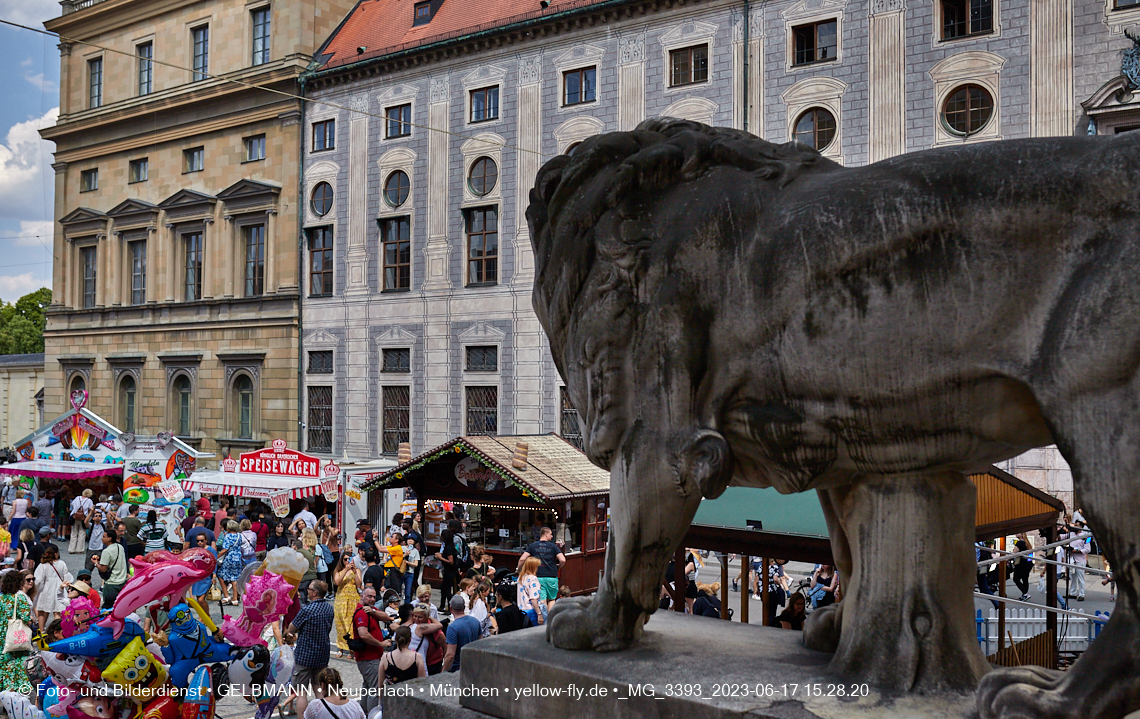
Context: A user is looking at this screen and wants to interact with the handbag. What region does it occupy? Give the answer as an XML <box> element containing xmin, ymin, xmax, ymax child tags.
<box><xmin>49</xmin><ymin>563</ymin><xmax>69</xmax><ymax>606</ymax></box>
<box><xmin>345</xmin><ymin>607</ymin><xmax>370</xmax><ymax>653</ymax></box>
<box><xmin>4</xmin><ymin>595</ymin><xmax>33</xmax><ymax>653</ymax></box>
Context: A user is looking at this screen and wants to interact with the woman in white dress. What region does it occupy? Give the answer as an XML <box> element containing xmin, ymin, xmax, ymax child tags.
<box><xmin>302</xmin><ymin>667</ymin><xmax>365</xmax><ymax>719</ymax></box>
<box><xmin>33</xmin><ymin>544</ymin><xmax>72</xmax><ymax>632</ymax></box>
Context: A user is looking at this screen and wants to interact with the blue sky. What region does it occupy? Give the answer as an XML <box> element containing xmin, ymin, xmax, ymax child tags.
<box><xmin>0</xmin><ymin>0</ymin><xmax>61</xmax><ymax>304</ymax></box>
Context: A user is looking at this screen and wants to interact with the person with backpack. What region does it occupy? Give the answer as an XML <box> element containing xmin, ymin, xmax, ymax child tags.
<box><xmin>692</xmin><ymin>582</ymin><xmax>724</xmax><ymax>618</ymax></box>
<box><xmin>1012</xmin><ymin>533</ymin><xmax>1035</xmax><ymax>602</ymax></box>
<box><xmin>437</xmin><ymin>519</ymin><xmax>469</xmax><ymax>608</ymax></box>
<box><xmin>67</xmin><ymin>490</ymin><xmax>93</xmax><ymax>555</ymax></box>
<box><xmin>378</xmin><ymin>532</ymin><xmax>405</xmax><ymax>595</ymax></box>
<box><xmin>490</xmin><ymin>583</ymin><xmax>530</xmax><ymax>634</ymax></box>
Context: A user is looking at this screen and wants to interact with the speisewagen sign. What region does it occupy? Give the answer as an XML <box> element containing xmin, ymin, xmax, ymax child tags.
<box><xmin>230</xmin><ymin>440</ymin><xmax>321</xmax><ymax>478</ymax></box>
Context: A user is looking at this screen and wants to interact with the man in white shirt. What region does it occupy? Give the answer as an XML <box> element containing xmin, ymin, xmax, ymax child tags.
<box><xmin>1062</xmin><ymin>523</ymin><xmax>1091</xmax><ymax>601</ymax></box>
<box><xmin>293</xmin><ymin>501</ymin><xmax>318</xmax><ymax>532</ymax></box>
<box><xmin>69</xmin><ymin>490</ymin><xmax>94</xmax><ymax>554</ymax></box>
<box><xmin>115</xmin><ymin>497</ymin><xmax>131</xmax><ymax>519</ymax></box>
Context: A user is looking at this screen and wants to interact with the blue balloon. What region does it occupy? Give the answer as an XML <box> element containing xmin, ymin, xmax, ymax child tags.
<box><xmin>46</xmin><ymin>620</ymin><xmax>144</xmax><ymax>665</ymax></box>
<box><xmin>161</xmin><ymin>604</ymin><xmax>233</xmax><ymax>689</ymax></box>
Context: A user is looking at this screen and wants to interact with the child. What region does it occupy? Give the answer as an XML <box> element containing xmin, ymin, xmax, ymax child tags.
<box><xmin>0</xmin><ymin>520</ymin><xmax>10</xmax><ymax>558</ymax></box>
<box><xmin>557</xmin><ymin>585</ymin><xmax>571</xmax><ymax>601</ymax></box>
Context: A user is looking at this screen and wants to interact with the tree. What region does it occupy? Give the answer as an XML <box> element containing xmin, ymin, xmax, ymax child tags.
<box><xmin>0</xmin><ymin>287</ymin><xmax>51</xmax><ymax>355</ymax></box>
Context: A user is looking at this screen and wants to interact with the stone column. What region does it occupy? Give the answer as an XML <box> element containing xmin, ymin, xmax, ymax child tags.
<box><xmin>732</xmin><ymin>8</ymin><xmax>764</xmax><ymax>133</ymax></box>
<box><xmin>96</xmin><ymin>231</ymin><xmax>108</xmax><ymax>307</ymax></box>
<box><xmin>423</xmin><ymin>75</ymin><xmax>452</xmax><ymax>448</ymax></box>
<box><xmin>164</xmin><ymin>223</ymin><xmax>177</xmax><ymax>302</ymax></box>
<box><xmin>265</xmin><ymin>209</ymin><xmax>277</xmax><ymax>294</ymax></box>
<box><xmin>145</xmin><ymin>227</ymin><xmax>156</xmax><ymax>303</ymax></box>
<box><xmin>201</xmin><ymin>219</ymin><xmax>213</xmax><ymax>300</ymax></box>
<box><xmin>51</xmin><ymin>164</ymin><xmax>68</xmax><ymax>307</ymax></box>
<box><xmin>1030</xmin><ymin>0</ymin><xmax>1073</xmax><ymax>136</ymax></box>
<box><xmin>868</xmin><ymin>0</ymin><xmax>907</xmax><ymax>162</ymax></box>
<box><xmin>513</xmin><ymin>55</ymin><xmax>544</xmax><ymax>434</ymax></box>
<box><xmin>110</xmin><ymin>232</ymin><xmax>122</xmax><ymax>307</ymax></box>
<box><xmin>344</xmin><ymin>94</ymin><xmax>370</xmax><ymax>296</ymax></box>
<box><xmin>222</xmin><ymin>215</ymin><xmax>235</xmax><ymax>298</ymax></box>
<box><xmin>618</xmin><ymin>34</ymin><xmax>645</xmax><ymax>132</ymax></box>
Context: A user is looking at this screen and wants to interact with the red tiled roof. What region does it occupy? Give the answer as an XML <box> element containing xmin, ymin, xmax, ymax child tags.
<box><xmin>318</xmin><ymin>0</ymin><xmax>610</xmax><ymax>71</ymax></box>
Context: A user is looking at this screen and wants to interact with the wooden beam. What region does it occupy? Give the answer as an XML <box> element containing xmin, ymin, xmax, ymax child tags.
<box><xmin>685</xmin><ymin>524</ymin><xmax>834</xmax><ymax>565</ymax></box>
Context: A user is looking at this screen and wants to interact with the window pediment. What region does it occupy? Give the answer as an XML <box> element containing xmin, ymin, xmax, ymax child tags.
<box><xmin>60</xmin><ymin>207</ymin><xmax>107</xmax><ymax>234</ymax></box>
<box><xmin>458</xmin><ymin>321</ymin><xmax>506</xmax><ymax>343</ymax></box>
<box><xmin>660</xmin><ymin>20</ymin><xmax>719</xmax><ymax>46</ymax></box>
<box><xmin>158</xmin><ymin>190</ymin><xmax>217</xmax><ymax>222</ymax></box>
<box><xmin>217</xmin><ymin>179</ymin><xmax>281</xmax><ymax>212</ymax></box>
<box><xmin>553</xmin><ymin>44</ymin><xmax>606</xmax><ymax>70</ymax></box>
<box><xmin>782</xmin><ymin>0</ymin><xmax>847</xmax><ymax>21</ymax></box>
<box><xmin>377</xmin><ymin>84</ymin><xmax>418</xmax><ymax>103</ymax></box>
<box><xmin>375</xmin><ymin>327</ymin><xmax>418</xmax><ymax>345</ymax></box>
<box><xmin>462</xmin><ymin>64</ymin><xmax>508</xmax><ymax>89</ymax></box>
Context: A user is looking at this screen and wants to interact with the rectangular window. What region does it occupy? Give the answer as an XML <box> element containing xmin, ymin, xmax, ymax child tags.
<box><xmin>413</xmin><ymin>1</ymin><xmax>431</xmax><ymax>25</ymax></box>
<box><xmin>238</xmin><ymin>382</ymin><xmax>253</xmax><ymax>439</ymax></box>
<box><xmin>80</xmin><ymin>169</ymin><xmax>98</xmax><ymax>192</ymax></box>
<box><xmin>137</xmin><ymin>42</ymin><xmax>153</xmax><ymax>96</ymax></box>
<box><xmin>129</xmin><ymin>158</ymin><xmax>148</xmax><ymax>184</ymax></box>
<box><xmin>252</xmin><ymin>7</ymin><xmax>271</xmax><ymax>65</ymax></box>
<box><xmin>307</xmin><ymin>385</ymin><xmax>333</xmax><ymax>452</ymax></box>
<box><xmin>88</xmin><ymin>57</ymin><xmax>103</xmax><ymax>108</ymax></box>
<box><xmin>81</xmin><ymin>246</ymin><xmax>97</xmax><ymax>308</ymax></box>
<box><xmin>1117</xmin><ymin>0</ymin><xmax>1140</xmax><ymax>8</ymax></box>
<box><xmin>244</xmin><ymin>224</ymin><xmax>265</xmax><ymax>296</ymax></box>
<box><xmin>563</xmin><ymin>66</ymin><xmax>597</xmax><ymax>106</ymax></box>
<box><xmin>470</xmin><ymin>86</ymin><xmax>499</xmax><ymax>123</ymax></box>
<box><xmin>465</xmin><ymin>386</ymin><xmax>498</xmax><ymax>435</ymax></box>
<box><xmin>560</xmin><ymin>387</ymin><xmax>584</xmax><ymax>450</ymax></box>
<box><xmin>382</xmin><ymin>348</ymin><xmax>410</xmax><ymax>372</ymax></box>
<box><xmin>177</xmin><ymin>381</ymin><xmax>191</xmax><ymax>436</ymax></box>
<box><xmin>465</xmin><ymin>345</ymin><xmax>498</xmax><ymax>372</ymax></box>
<box><xmin>124</xmin><ymin>382</ymin><xmax>136</xmax><ymax>434</ymax></box>
<box><xmin>312</xmin><ymin>119</ymin><xmax>335</xmax><ymax>151</ymax></box>
<box><xmin>942</xmin><ymin>0</ymin><xmax>993</xmax><ymax>38</ymax></box>
<box><xmin>308</xmin><ymin>227</ymin><xmax>333</xmax><ymax>297</ymax></box>
<box><xmin>382</xmin><ymin>386</ymin><xmax>411</xmax><ymax>454</ymax></box>
<box><xmin>584</xmin><ymin>497</ymin><xmax>608</xmax><ymax>552</ymax></box>
<box><xmin>130</xmin><ymin>241</ymin><xmax>146</xmax><ymax>305</ymax></box>
<box><xmin>466</xmin><ymin>207</ymin><xmax>498</xmax><ymax>285</ymax></box>
<box><xmin>386</xmin><ymin>104</ymin><xmax>412</xmax><ymax>138</ymax></box>
<box><xmin>192</xmin><ymin>26</ymin><xmax>209</xmax><ymax>81</ymax></box>
<box><xmin>308</xmin><ymin>350</ymin><xmax>333</xmax><ymax>374</ymax></box>
<box><xmin>184</xmin><ymin>147</ymin><xmax>204</xmax><ymax>173</ymax></box>
<box><xmin>244</xmin><ymin>135</ymin><xmax>266</xmax><ymax>162</ymax></box>
<box><xmin>793</xmin><ymin>20</ymin><xmax>837</xmax><ymax>65</ymax></box>
<box><xmin>184</xmin><ymin>232</ymin><xmax>203</xmax><ymax>301</ymax></box>
<box><xmin>669</xmin><ymin>45</ymin><xmax>708</xmax><ymax>87</ymax></box>
<box><xmin>382</xmin><ymin>217</ymin><xmax>411</xmax><ymax>291</ymax></box>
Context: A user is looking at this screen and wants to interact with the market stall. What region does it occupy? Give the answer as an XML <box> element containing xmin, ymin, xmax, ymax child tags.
<box><xmin>184</xmin><ymin>439</ymin><xmax>342</xmax><ymax>520</ymax></box>
<box><xmin>2</xmin><ymin>389</ymin><xmax>207</xmax><ymax>542</ymax></box>
<box><xmin>360</xmin><ymin>433</ymin><xmax>610</xmax><ymax>595</ymax></box>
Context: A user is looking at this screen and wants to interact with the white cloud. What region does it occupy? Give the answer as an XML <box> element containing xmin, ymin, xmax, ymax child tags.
<box><xmin>19</xmin><ymin>57</ymin><xmax>32</xmax><ymax>68</ymax></box>
<box><xmin>6</xmin><ymin>220</ymin><xmax>54</xmax><ymax>247</ymax></box>
<box><xmin>0</xmin><ymin>272</ymin><xmax>48</xmax><ymax>302</ymax></box>
<box><xmin>0</xmin><ymin>0</ymin><xmax>62</xmax><ymax>28</ymax></box>
<box><xmin>0</xmin><ymin>107</ymin><xmax>57</xmax><ymax>224</ymax></box>
<box><xmin>24</xmin><ymin>73</ymin><xmax>57</xmax><ymax>93</ymax></box>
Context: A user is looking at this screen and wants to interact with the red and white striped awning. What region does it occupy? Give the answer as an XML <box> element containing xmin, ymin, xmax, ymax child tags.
<box><xmin>182</xmin><ymin>471</ymin><xmax>327</xmax><ymax>500</ymax></box>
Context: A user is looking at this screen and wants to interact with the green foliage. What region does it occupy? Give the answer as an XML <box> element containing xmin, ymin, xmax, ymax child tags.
<box><xmin>0</xmin><ymin>287</ymin><xmax>51</xmax><ymax>355</ymax></box>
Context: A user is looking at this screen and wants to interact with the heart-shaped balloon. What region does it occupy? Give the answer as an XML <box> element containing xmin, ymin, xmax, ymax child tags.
<box><xmin>70</xmin><ymin>389</ymin><xmax>88</xmax><ymax>412</ymax></box>
<box><xmin>157</xmin><ymin>432</ymin><xmax>174</xmax><ymax>449</ymax></box>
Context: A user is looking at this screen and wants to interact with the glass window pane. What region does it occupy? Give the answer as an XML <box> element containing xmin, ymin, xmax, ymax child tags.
<box><xmin>583</xmin><ymin>67</ymin><xmax>596</xmax><ymax>102</ymax></box>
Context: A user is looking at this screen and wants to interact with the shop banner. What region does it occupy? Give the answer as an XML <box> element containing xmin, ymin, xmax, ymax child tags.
<box><xmin>321</xmin><ymin>478</ymin><xmax>339</xmax><ymax>503</ymax></box>
<box><xmin>271</xmin><ymin>490</ymin><xmax>291</xmax><ymax>518</ymax></box>
<box><xmin>157</xmin><ymin>480</ymin><xmax>184</xmax><ymax>503</ymax></box>
<box><xmin>234</xmin><ymin>439</ymin><xmax>322</xmax><ymax>478</ymax></box>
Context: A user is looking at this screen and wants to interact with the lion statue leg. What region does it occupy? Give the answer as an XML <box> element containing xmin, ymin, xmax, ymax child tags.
<box><xmin>546</xmin><ymin>424</ymin><xmax>731</xmax><ymax>652</ymax></box>
<box><xmin>979</xmin><ymin>393</ymin><xmax>1140</xmax><ymax>719</ymax></box>
<box><xmin>808</xmin><ymin>472</ymin><xmax>990</xmax><ymax>694</ymax></box>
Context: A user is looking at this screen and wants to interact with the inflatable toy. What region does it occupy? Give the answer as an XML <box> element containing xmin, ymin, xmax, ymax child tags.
<box><xmin>252</xmin><ymin>646</ymin><xmax>294</xmax><ymax>719</ymax></box>
<box><xmin>62</xmin><ymin>598</ymin><xmax>98</xmax><ymax>638</ymax></box>
<box><xmin>139</xmin><ymin>697</ymin><xmax>179</xmax><ymax>719</ymax></box>
<box><xmin>159</xmin><ymin>604</ymin><xmax>232</xmax><ymax>689</ymax></box>
<box><xmin>100</xmin><ymin>551</ymin><xmax>215</xmax><ymax>639</ymax></box>
<box><xmin>179</xmin><ymin>666</ymin><xmax>213</xmax><ymax>719</ymax></box>
<box><xmin>225</xmin><ymin>645</ymin><xmax>270</xmax><ymax>698</ymax></box>
<box><xmin>41</xmin><ymin>652</ymin><xmax>103</xmax><ymax>688</ymax></box>
<box><xmin>0</xmin><ymin>691</ymin><xmax>47</xmax><ymax>719</ymax></box>
<box><xmin>221</xmin><ymin>573</ymin><xmax>292</xmax><ymax>647</ymax></box>
<box><xmin>49</xmin><ymin>621</ymin><xmax>145</xmax><ymax>666</ymax></box>
<box><xmin>101</xmin><ymin>637</ymin><xmax>168</xmax><ymax>701</ymax></box>
<box><xmin>65</xmin><ymin>693</ymin><xmax>112</xmax><ymax>719</ymax></box>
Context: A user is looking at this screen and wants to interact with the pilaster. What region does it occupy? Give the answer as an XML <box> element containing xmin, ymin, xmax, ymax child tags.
<box><xmin>868</xmin><ymin>0</ymin><xmax>907</xmax><ymax>162</ymax></box>
<box><xmin>1030</xmin><ymin>0</ymin><xmax>1074</xmax><ymax>136</ymax></box>
<box><xmin>344</xmin><ymin>94</ymin><xmax>371</xmax><ymax>296</ymax></box>
<box><xmin>618</xmin><ymin>32</ymin><xmax>646</xmax><ymax>131</ymax></box>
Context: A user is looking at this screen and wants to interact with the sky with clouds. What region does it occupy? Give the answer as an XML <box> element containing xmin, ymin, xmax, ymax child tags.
<box><xmin>0</xmin><ymin>0</ymin><xmax>61</xmax><ymax>303</ymax></box>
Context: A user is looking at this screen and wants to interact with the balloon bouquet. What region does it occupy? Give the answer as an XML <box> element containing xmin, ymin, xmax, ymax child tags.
<box><xmin>6</xmin><ymin>547</ymin><xmax>310</xmax><ymax>719</ymax></box>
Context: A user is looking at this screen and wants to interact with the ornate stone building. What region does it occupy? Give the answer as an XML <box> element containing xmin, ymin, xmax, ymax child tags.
<box><xmin>298</xmin><ymin>0</ymin><xmax>1140</xmax><ymax>464</ymax></box>
<box><xmin>0</xmin><ymin>354</ymin><xmax>45</xmax><ymax>448</ymax></box>
<box><xmin>40</xmin><ymin>0</ymin><xmax>355</xmax><ymax>462</ymax></box>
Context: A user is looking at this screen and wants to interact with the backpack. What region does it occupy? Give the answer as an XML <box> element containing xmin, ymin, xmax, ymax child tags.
<box><xmin>71</xmin><ymin>499</ymin><xmax>88</xmax><ymax>523</ymax></box>
<box><xmin>453</xmin><ymin>535</ymin><xmax>472</xmax><ymax>572</ymax></box>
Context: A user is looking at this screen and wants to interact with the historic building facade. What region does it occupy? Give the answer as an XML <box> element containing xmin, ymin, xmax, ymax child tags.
<box><xmin>0</xmin><ymin>354</ymin><xmax>45</xmax><ymax>448</ymax></box>
<box><xmin>298</xmin><ymin>0</ymin><xmax>1140</xmax><ymax>462</ymax></box>
<box><xmin>40</xmin><ymin>0</ymin><xmax>355</xmax><ymax>462</ymax></box>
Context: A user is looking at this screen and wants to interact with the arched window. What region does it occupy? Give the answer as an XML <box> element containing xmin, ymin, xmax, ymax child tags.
<box><xmin>69</xmin><ymin>374</ymin><xmax>86</xmax><ymax>396</ymax></box>
<box><xmin>941</xmin><ymin>84</ymin><xmax>994</xmax><ymax>136</ymax></box>
<box><xmin>793</xmin><ymin>108</ymin><xmax>837</xmax><ymax>151</ymax></box>
<box><xmin>120</xmin><ymin>375</ymin><xmax>136</xmax><ymax>434</ymax></box>
<box><xmin>235</xmin><ymin>375</ymin><xmax>254</xmax><ymax>439</ymax></box>
<box><xmin>173</xmin><ymin>375</ymin><xmax>192</xmax><ymax>437</ymax></box>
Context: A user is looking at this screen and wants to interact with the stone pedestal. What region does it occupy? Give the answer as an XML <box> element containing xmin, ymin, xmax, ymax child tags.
<box><xmin>385</xmin><ymin>611</ymin><xmax>976</xmax><ymax>719</ymax></box>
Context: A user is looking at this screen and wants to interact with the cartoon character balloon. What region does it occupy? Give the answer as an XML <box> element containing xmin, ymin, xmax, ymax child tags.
<box><xmin>253</xmin><ymin>646</ymin><xmax>294</xmax><ymax>719</ymax></box>
<box><xmin>64</xmin><ymin>693</ymin><xmax>112</xmax><ymax>719</ymax></box>
<box><xmin>40</xmin><ymin>652</ymin><xmax>102</xmax><ymax>689</ymax></box>
<box><xmin>100</xmin><ymin>551</ymin><xmax>215</xmax><ymax>639</ymax></box>
<box><xmin>61</xmin><ymin>598</ymin><xmax>98</xmax><ymax>638</ymax></box>
<box><xmin>221</xmin><ymin>572</ymin><xmax>293</xmax><ymax>647</ymax></box>
<box><xmin>160</xmin><ymin>604</ymin><xmax>232</xmax><ymax>689</ymax></box>
<box><xmin>101</xmin><ymin>637</ymin><xmax>169</xmax><ymax>701</ymax></box>
<box><xmin>224</xmin><ymin>645</ymin><xmax>270</xmax><ymax>698</ymax></box>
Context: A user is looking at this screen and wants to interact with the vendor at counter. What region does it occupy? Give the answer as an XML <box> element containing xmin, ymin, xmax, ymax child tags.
<box><xmin>516</xmin><ymin>526</ymin><xmax>566</xmax><ymax>610</ymax></box>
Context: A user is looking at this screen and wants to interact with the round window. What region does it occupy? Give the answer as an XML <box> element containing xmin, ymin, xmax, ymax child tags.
<box><xmin>311</xmin><ymin>181</ymin><xmax>333</xmax><ymax>216</ymax></box>
<box><xmin>468</xmin><ymin>157</ymin><xmax>498</xmax><ymax>197</ymax></box>
<box><xmin>941</xmin><ymin>84</ymin><xmax>994</xmax><ymax>136</ymax></box>
<box><xmin>384</xmin><ymin>170</ymin><xmax>410</xmax><ymax>208</ymax></box>
<box><xmin>792</xmin><ymin>108</ymin><xmax>837</xmax><ymax>151</ymax></box>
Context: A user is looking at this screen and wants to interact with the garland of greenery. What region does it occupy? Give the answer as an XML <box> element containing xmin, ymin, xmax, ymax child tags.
<box><xmin>377</xmin><ymin>440</ymin><xmax>543</xmax><ymax>502</ymax></box>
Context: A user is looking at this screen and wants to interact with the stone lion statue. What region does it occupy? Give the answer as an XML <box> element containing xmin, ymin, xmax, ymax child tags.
<box><xmin>525</xmin><ymin>118</ymin><xmax>1139</xmax><ymax>719</ymax></box>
